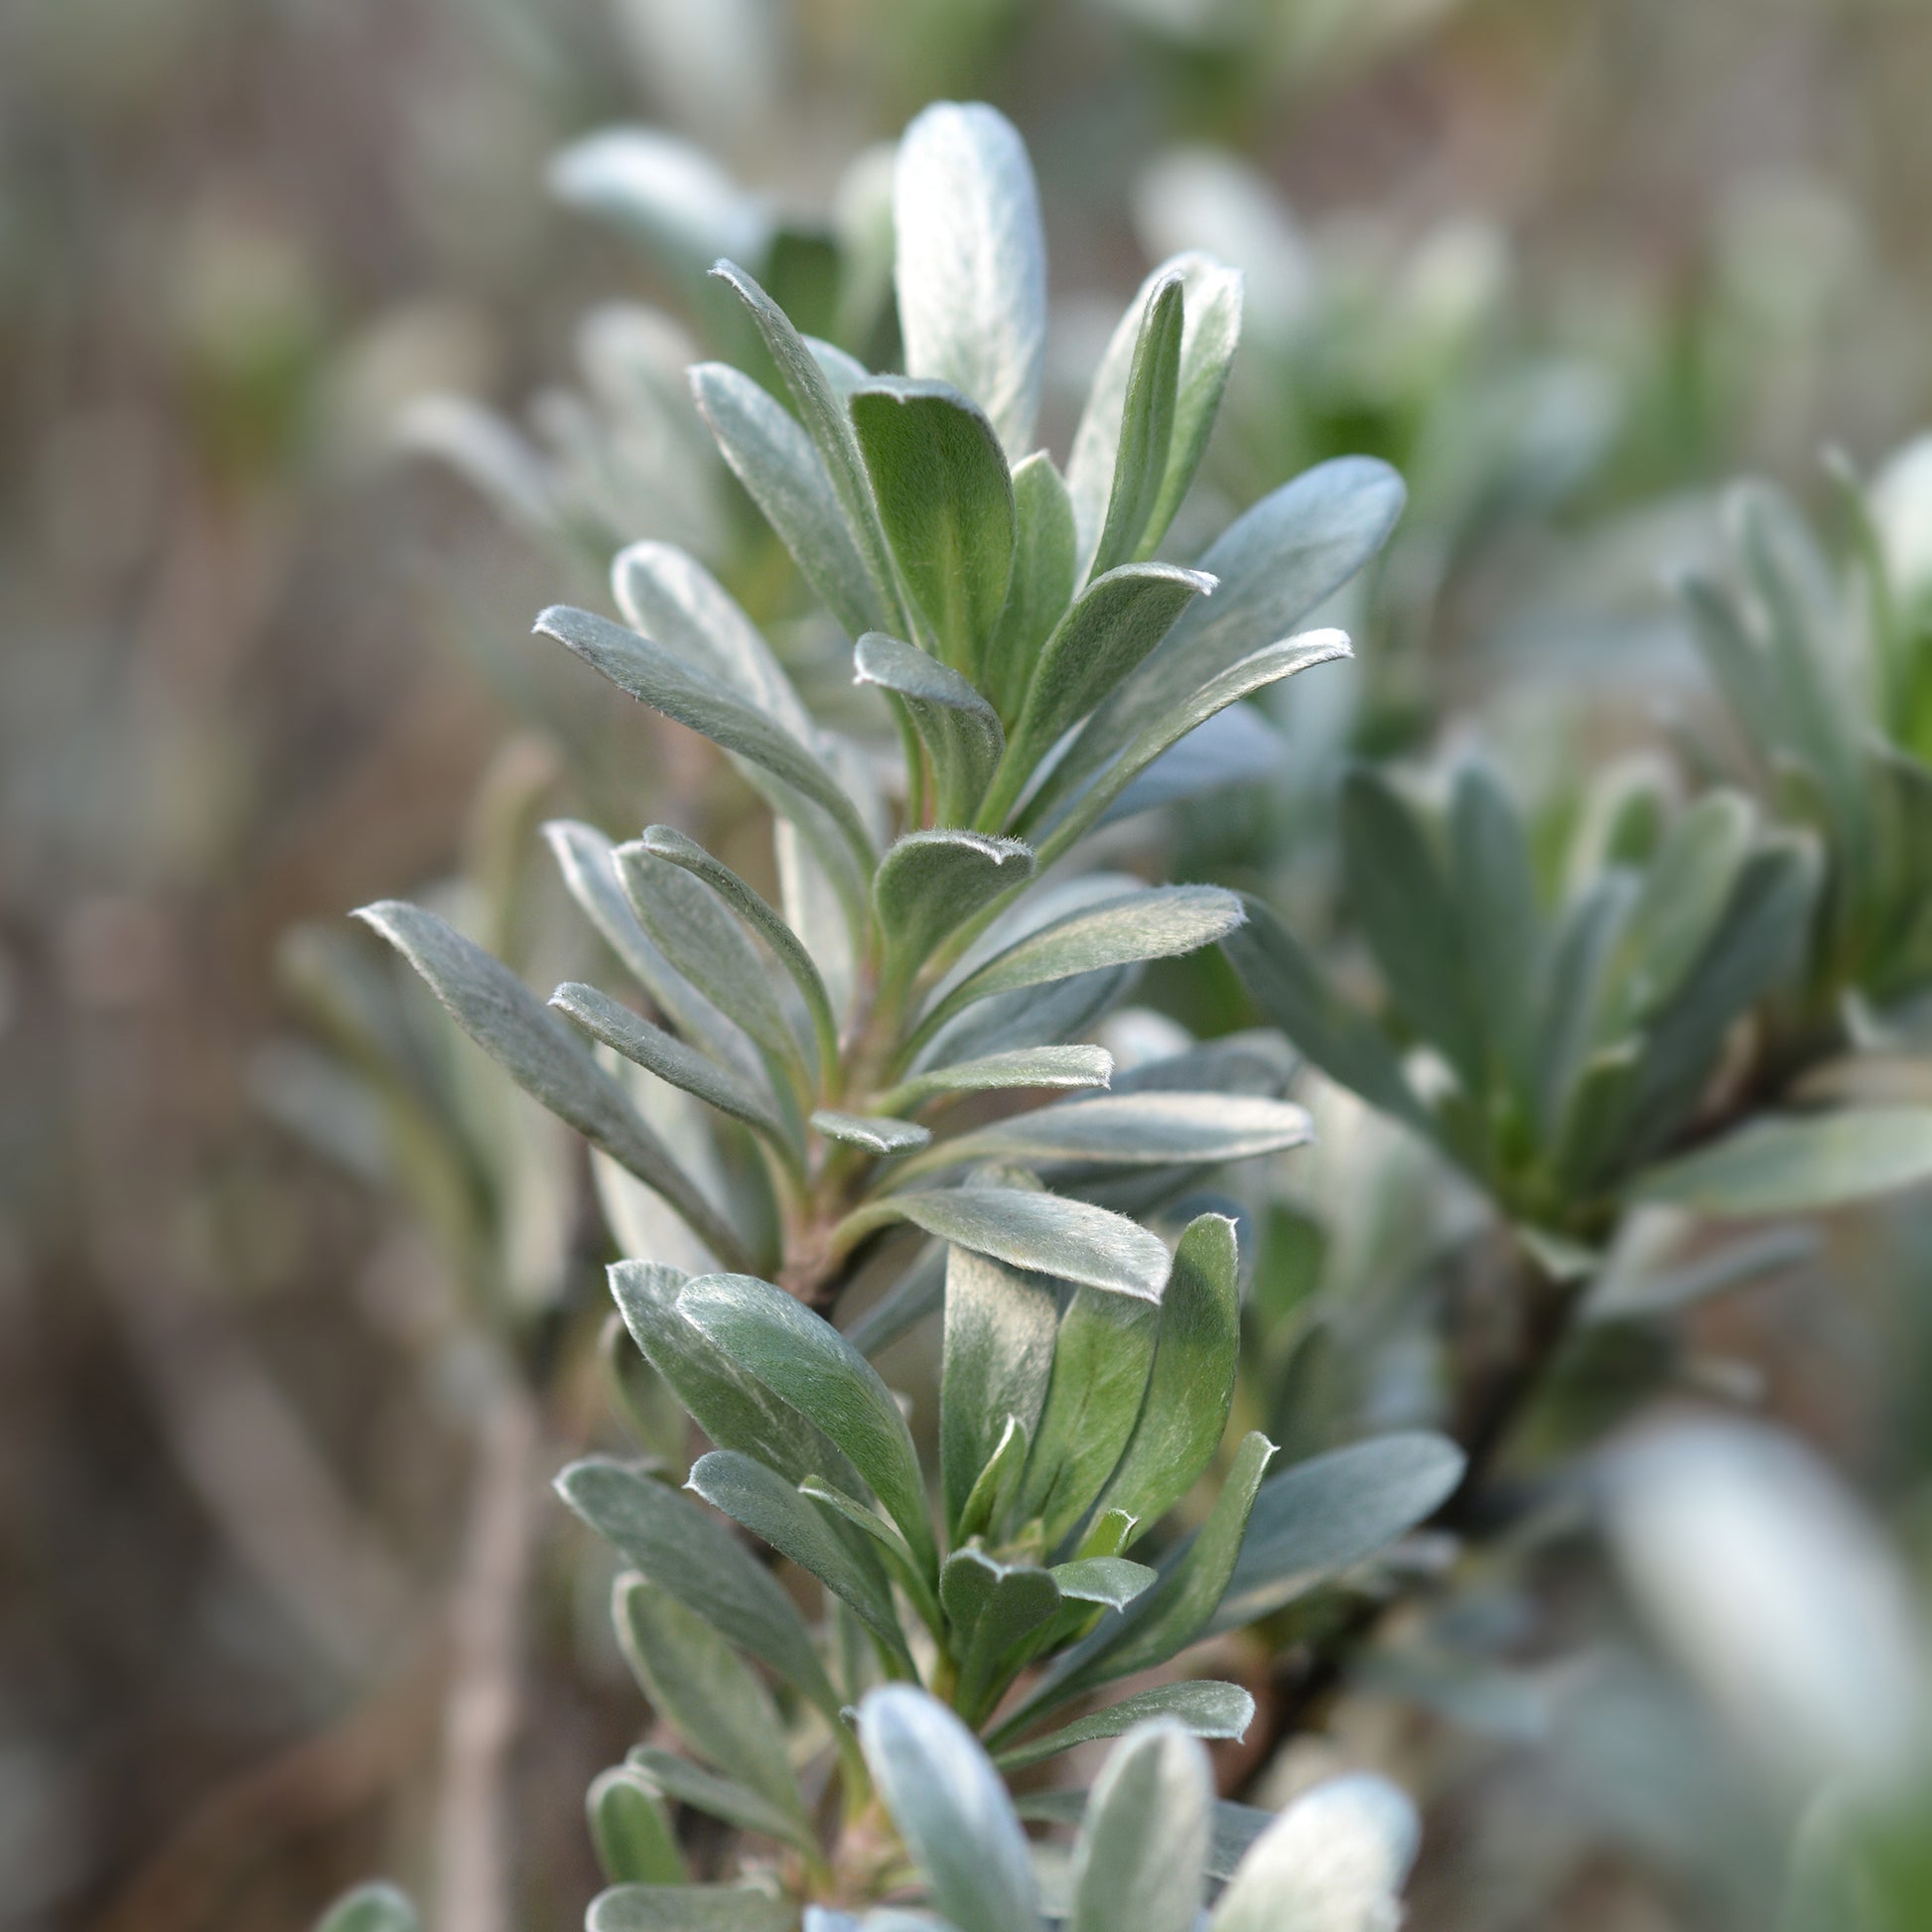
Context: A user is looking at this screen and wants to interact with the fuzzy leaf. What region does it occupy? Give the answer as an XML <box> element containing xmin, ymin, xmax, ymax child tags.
<box><xmin>851</xmin><ymin>379</ymin><xmax>1016</xmax><ymax>682</ymax></box>
<box><xmin>687</xmin><ymin>1450</ymin><xmax>913</xmax><ymax>1670</ymax></box>
<box><xmin>678</xmin><ymin>1275</ymin><xmax>937</xmax><ymax>1575</ymax></box>
<box><xmin>624</xmin><ymin>1748</ymin><xmax>815</xmax><ymax>1854</ymax></box>
<box><xmin>1069</xmin><ymin>1722</ymin><xmax>1211</xmax><ymax>1932</ymax></box>
<box><xmin>588</xmin><ymin>1886</ymin><xmax>793</xmax><ymax>1932</ymax></box>
<box><xmin>812</xmin><ymin>1110</ymin><xmax>932</xmax><ymax>1156</ymax></box>
<box><xmin>1049</xmin><ymin>1557</ymin><xmax>1158</xmax><ymax>1608</ymax></box>
<box><xmin>1629</xmin><ymin>1109</ymin><xmax>1932</xmax><ymax>1217</ymax></box>
<box><xmin>875</xmin><ymin>831</ymin><xmax>1035</xmax><ymax>972</ymax></box>
<box><xmin>689</xmin><ymin>360</ymin><xmax>888</xmax><ymax>641</ymax></box>
<box><xmin>997</xmin><ymin>1681</ymin><xmax>1253</xmax><ymax>1773</ymax></box>
<box><xmin>613</xmin><ymin>1577</ymin><xmax>806</xmax><ymax>1825</ymax></box>
<box><xmin>944</xmin><ymin>1550</ymin><xmax>1065</xmax><ymax>1720</ymax></box>
<box><xmin>587</xmin><ymin>1769</ymin><xmax>687</xmax><ymax>1887</ymax></box>
<box><xmin>894</xmin><ymin>102</ymin><xmax>1046</xmax><ymax>457</ymax></box>
<box><xmin>1208</xmin><ymin>1774</ymin><xmax>1421</xmax><ymax>1932</ymax></box>
<box><xmin>983</xmin><ymin>452</ymin><xmax>1078</xmax><ymax>722</ymax></box>
<box><xmin>354</xmin><ymin>901</ymin><xmax>749</xmax><ymax>1271</ymax></box>
<box><xmin>1086</xmin><ymin>273</ymin><xmax>1184</xmax><ymax>581</ymax></box>
<box><xmin>854</xmin><ymin>631</ymin><xmax>1007</xmax><ymax>823</ymax></box>
<box><xmin>538</xmin><ymin>605</ymin><xmax>876</xmax><ymax>877</ymax></box>
<box><xmin>941</xmin><ymin>1246</ymin><xmax>1059</xmax><ymax>1537</ymax></box>
<box><xmin>881</xmin><ymin>1043</ymin><xmax>1114</xmax><ymax>1112</ymax></box>
<box><xmin>548</xmin><ymin>127</ymin><xmax>770</xmax><ymax>273</ymax></box>
<box><xmin>557</xmin><ymin>1457</ymin><xmax>839</xmax><ymax>1716</ymax></box>
<box><xmin>1212</xmin><ymin>1432</ymin><xmax>1465</xmax><ymax>1633</ymax></box>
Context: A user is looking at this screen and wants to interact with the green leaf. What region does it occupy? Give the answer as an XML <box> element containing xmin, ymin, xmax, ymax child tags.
<box><xmin>1013</xmin><ymin>1792</ymin><xmax>1275</xmax><ymax>1881</ymax></box>
<box><xmin>957</xmin><ymin>1413</ymin><xmax>1031</xmax><ymax>1543</ymax></box>
<box><xmin>1208</xmin><ymin>1774</ymin><xmax>1420</xmax><ymax>1932</ymax></box>
<box><xmin>996</xmin><ymin>1681</ymin><xmax>1253</xmax><ymax>1773</ymax></box>
<box><xmin>678</xmin><ymin>1274</ymin><xmax>938</xmax><ymax>1575</ymax></box>
<box><xmin>615</xmin><ymin>844</ymin><xmax>811</xmax><ymax>1092</ymax></box>
<box><xmin>538</xmin><ymin>605</ymin><xmax>877</xmax><ymax>880</ymax></box>
<box><xmin>634</xmin><ymin>824</ymin><xmax>840</xmax><ymax>1084</ymax></box>
<box><xmin>1221</xmin><ymin>897</ymin><xmax>1432</xmax><ymax>1137</ymax></box>
<box><xmin>1048</xmin><ymin>457</ymin><xmax>1403</xmax><ymax>808</ymax></box>
<box><xmin>992</xmin><ymin>565</ymin><xmax>1215</xmax><ymax>818</ymax></box>
<box><xmin>940</xmin><ymin>1246</ymin><xmax>1059</xmax><ymax>1536</ymax></box>
<box><xmin>687</xmin><ymin>1450</ymin><xmax>913</xmax><ymax>1671</ymax></box>
<box><xmin>851</xmin><ymin>379</ymin><xmax>1016</xmax><ymax>682</ymax></box>
<box><xmin>1449</xmin><ymin>761</ymin><xmax>1543</xmax><ymax>1105</ymax></box>
<box><xmin>1086</xmin><ymin>273</ymin><xmax>1184</xmax><ymax>580</ymax></box>
<box><xmin>544</xmin><ymin>820</ymin><xmax>755</xmax><ymax>1076</ymax></box>
<box><xmin>854</xmin><ymin>631</ymin><xmax>1006</xmax><ymax>824</ymax></box>
<box><xmin>1049</xmin><ymin>1557</ymin><xmax>1157</xmax><ymax>1608</ymax></box>
<box><xmin>916</xmin><ymin>886</ymin><xmax>1244</xmax><ymax>1040</ymax></box>
<box><xmin>1211</xmin><ymin>1432</ymin><xmax>1465</xmax><ymax>1633</ymax></box>
<box><xmin>894</xmin><ymin>102</ymin><xmax>1046</xmax><ymax>457</ymax></box>
<box><xmin>588</xmin><ymin>1885</ymin><xmax>793</xmax><ymax>1932</ymax></box>
<box><xmin>1026</xmin><ymin>632</ymin><xmax>1350</xmax><ymax>863</ymax></box>
<box><xmin>1016</xmin><ymin>1288</ymin><xmax>1162</xmax><ymax>1552</ymax></box>
<box><xmin>612</xmin><ymin>540</ymin><xmax>814</xmax><ymax>741</ymax></box>
<box><xmin>709</xmin><ymin>260</ymin><xmax>901</xmax><ymax>631</ymax></box>
<box><xmin>353</xmin><ymin>901</ymin><xmax>750</xmax><ymax>1272</ymax></box>
<box><xmin>1536</xmin><ymin>874</ymin><xmax>1637</xmax><ymax>1141</ymax></box>
<box><xmin>841</xmin><ymin>1186</ymin><xmax>1173</xmax><ymax>1303</ymax></box>
<box><xmin>548</xmin><ymin>126</ymin><xmax>770</xmax><ymax>276</ymax></box>
<box><xmin>798</xmin><ymin>1476</ymin><xmax>943</xmax><ymax>1637</ymax></box>
<box><xmin>555</xmin><ymin>1456</ymin><xmax>839</xmax><ymax>1717</ymax></box>
<box><xmin>1340</xmin><ymin>766</ymin><xmax>1485</xmax><ymax>1092</ymax></box>
<box><xmin>551</xmin><ymin>983</ymin><xmax>793</xmax><ymax>1150</ymax></box>
<box><xmin>983</xmin><ymin>453</ymin><xmax>1078</xmax><ymax>723</ymax></box>
<box><xmin>874</xmin><ymin>832</ymin><xmax>1035</xmax><ymax>976</ymax></box>
<box><xmin>613</xmin><ymin>1577</ymin><xmax>807</xmax><ymax>1825</ymax></box>
<box><xmin>943</xmin><ymin>1550</ymin><xmax>1065</xmax><ymax>1721</ymax></box>
<box><xmin>1629</xmin><ymin>1109</ymin><xmax>1932</xmax><ymax>1217</ymax></box>
<box><xmin>1010</xmin><ymin>1432</ymin><xmax>1276</xmax><ymax>1725</ymax></box>
<box><xmin>811</xmin><ymin>1110</ymin><xmax>931</xmax><ymax>1156</ymax></box>
<box><xmin>608</xmin><ymin>1261</ymin><xmax>860</xmax><ymax>1490</ymax></box>
<box><xmin>1068</xmin><ymin>1721</ymin><xmax>1210</xmax><ymax>1932</ymax></box>
<box><xmin>1067</xmin><ymin>253</ymin><xmax>1242</xmax><ymax>575</ymax></box>
<box><xmin>878</xmin><ymin>1043</ymin><xmax>1115</xmax><ymax>1113</ymax></box>
<box><xmin>689</xmin><ymin>360</ymin><xmax>890</xmax><ymax>641</ymax></box>
<box><xmin>587</xmin><ymin>1769</ymin><xmax>688</xmax><ymax>1887</ymax></box>
<box><xmin>901</xmin><ymin>1093</ymin><xmax>1310</xmax><ymax>1179</ymax></box>
<box><xmin>316</xmin><ymin>1884</ymin><xmax>420</xmax><ymax>1932</ymax></box>
<box><xmin>624</xmin><ymin>1746</ymin><xmax>816</xmax><ymax>1854</ymax></box>
<box><xmin>1094</xmin><ymin>1214</ymin><xmax>1241</xmax><ymax>1537</ymax></box>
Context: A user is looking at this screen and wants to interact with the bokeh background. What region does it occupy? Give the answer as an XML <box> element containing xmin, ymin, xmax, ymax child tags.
<box><xmin>8</xmin><ymin>1</ymin><xmax>1932</xmax><ymax>1927</ymax></box>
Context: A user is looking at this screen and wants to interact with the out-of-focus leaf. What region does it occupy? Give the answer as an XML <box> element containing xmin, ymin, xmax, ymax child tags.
<box><xmin>1068</xmin><ymin>1722</ymin><xmax>1210</xmax><ymax>1932</ymax></box>
<box><xmin>894</xmin><ymin>102</ymin><xmax>1046</xmax><ymax>458</ymax></box>
<box><xmin>316</xmin><ymin>1884</ymin><xmax>420</xmax><ymax>1932</ymax></box>
<box><xmin>842</xmin><ymin>1187</ymin><xmax>1173</xmax><ymax>1303</ymax></box>
<box><xmin>539</xmin><ymin>605</ymin><xmax>876</xmax><ymax>878</ymax></box>
<box><xmin>588</xmin><ymin>1885</ymin><xmax>793</xmax><ymax>1932</ymax></box>
<box><xmin>854</xmin><ymin>632</ymin><xmax>1006</xmax><ymax>824</ymax></box>
<box><xmin>687</xmin><ymin>1450</ymin><xmax>912</xmax><ymax>1670</ymax></box>
<box><xmin>940</xmin><ymin>1246</ymin><xmax>1058</xmax><ymax>1537</ymax></box>
<box><xmin>1629</xmin><ymin>1109</ymin><xmax>1932</xmax><ymax>1216</ymax></box>
<box><xmin>690</xmin><ymin>360</ymin><xmax>888</xmax><ymax>641</ymax></box>
<box><xmin>1223</xmin><ymin>897</ymin><xmax>1431</xmax><ymax>1137</ymax></box>
<box><xmin>678</xmin><ymin>1274</ymin><xmax>937</xmax><ymax>1574</ymax></box>
<box><xmin>1016</xmin><ymin>1287</ymin><xmax>1161</xmax><ymax>1551</ymax></box>
<box><xmin>1095</xmin><ymin>1214</ymin><xmax>1241</xmax><ymax>1535</ymax></box>
<box><xmin>1014</xmin><ymin>1791</ymin><xmax>1275</xmax><ymax>1881</ymax></box>
<box><xmin>1211</xmin><ymin>1432</ymin><xmax>1465</xmax><ymax>1633</ymax></box>
<box><xmin>624</xmin><ymin>1748</ymin><xmax>815</xmax><ymax>1853</ymax></box>
<box><xmin>548</xmin><ymin>127</ymin><xmax>771</xmax><ymax>273</ymax></box>
<box><xmin>852</xmin><ymin>380</ymin><xmax>1016</xmax><ymax>683</ymax></box>
<box><xmin>556</xmin><ymin>1456</ymin><xmax>838</xmax><ymax>1716</ymax></box>
<box><xmin>997</xmin><ymin>1682</ymin><xmax>1253</xmax><ymax>1773</ymax></box>
<box><xmin>996</xmin><ymin>565</ymin><xmax>1215</xmax><ymax>806</ymax></box>
<box><xmin>613</xmin><ymin>1577</ymin><xmax>806</xmax><ymax>1825</ymax></box>
<box><xmin>353</xmin><ymin>901</ymin><xmax>749</xmax><ymax>1270</ymax></box>
<box><xmin>874</xmin><ymin>832</ymin><xmax>1035</xmax><ymax>973</ymax></box>
<box><xmin>1449</xmin><ymin>761</ymin><xmax>1542</xmax><ymax>1105</ymax></box>
<box><xmin>587</xmin><ymin>1768</ymin><xmax>688</xmax><ymax>1887</ymax></box>
<box><xmin>1208</xmin><ymin>1774</ymin><xmax>1422</xmax><ymax>1932</ymax></box>
<box><xmin>983</xmin><ymin>453</ymin><xmax>1078</xmax><ymax>723</ymax></box>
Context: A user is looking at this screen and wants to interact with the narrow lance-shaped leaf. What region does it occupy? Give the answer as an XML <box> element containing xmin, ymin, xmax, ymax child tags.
<box><xmin>982</xmin><ymin>452</ymin><xmax>1077</xmax><ymax>724</ymax></box>
<box><xmin>1086</xmin><ymin>272</ymin><xmax>1184</xmax><ymax>581</ymax></box>
<box><xmin>556</xmin><ymin>1457</ymin><xmax>840</xmax><ymax>1717</ymax></box>
<box><xmin>1068</xmin><ymin>1722</ymin><xmax>1211</xmax><ymax>1932</ymax></box>
<box><xmin>689</xmin><ymin>360</ymin><xmax>889</xmax><ymax>643</ymax></box>
<box><xmin>1629</xmin><ymin>1108</ymin><xmax>1932</xmax><ymax>1217</ymax></box>
<box><xmin>686</xmin><ymin>1450</ymin><xmax>914</xmax><ymax>1673</ymax></box>
<box><xmin>875</xmin><ymin>831</ymin><xmax>1035</xmax><ymax>980</ymax></box>
<box><xmin>677</xmin><ymin>1274</ymin><xmax>938</xmax><ymax>1576</ymax></box>
<box><xmin>587</xmin><ymin>1768</ymin><xmax>687</xmax><ymax>1887</ymax></box>
<box><xmin>354</xmin><ymin>902</ymin><xmax>751</xmax><ymax>1272</ymax></box>
<box><xmin>1208</xmin><ymin>1774</ymin><xmax>1421</xmax><ymax>1932</ymax></box>
<box><xmin>996</xmin><ymin>1681</ymin><xmax>1254</xmax><ymax>1773</ymax></box>
<box><xmin>894</xmin><ymin>102</ymin><xmax>1046</xmax><ymax>457</ymax></box>
<box><xmin>612</xmin><ymin>1576</ymin><xmax>807</xmax><ymax>1827</ymax></box>
<box><xmin>810</xmin><ymin>1110</ymin><xmax>931</xmax><ymax>1156</ymax></box>
<box><xmin>851</xmin><ymin>378</ymin><xmax>1016</xmax><ymax>683</ymax></box>
<box><xmin>537</xmin><ymin>604</ymin><xmax>877</xmax><ymax>881</ymax></box>
<box><xmin>854</xmin><ymin>631</ymin><xmax>1006</xmax><ymax>825</ymax></box>
<box><xmin>833</xmin><ymin>1185</ymin><xmax>1173</xmax><ymax>1304</ymax></box>
<box><xmin>1449</xmin><ymin>760</ymin><xmax>1543</xmax><ymax>1107</ymax></box>
<box><xmin>635</xmin><ymin>824</ymin><xmax>840</xmax><ymax>1083</ymax></box>
<box><xmin>622</xmin><ymin>1748</ymin><xmax>815</xmax><ymax>1856</ymax></box>
<box><xmin>985</xmin><ymin>564</ymin><xmax>1215</xmax><ymax>826</ymax></box>
<box><xmin>876</xmin><ymin>1042</ymin><xmax>1114</xmax><ymax>1114</ymax></box>
<box><xmin>949</xmin><ymin>1552</ymin><xmax>1065</xmax><ymax>1723</ymax></box>
<box><xmin>588</xmin><ymin>1883</ymin><xmax>794</xmax><ymax>1932</ymax></box>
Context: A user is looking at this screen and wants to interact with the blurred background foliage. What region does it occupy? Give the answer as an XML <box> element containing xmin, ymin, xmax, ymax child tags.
<box><xmin>9</xmin><ymin>0</ymin><xmax>1932</xmax><ymax>1927</ymax></box>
